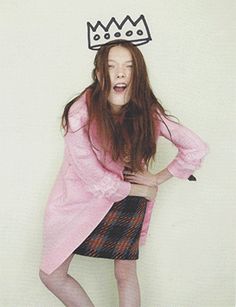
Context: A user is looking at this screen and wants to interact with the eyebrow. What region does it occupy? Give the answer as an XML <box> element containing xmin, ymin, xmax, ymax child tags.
<box><xmin>108</xmin><ymin>60</ymin><xmax>133</xmax><ymax>63</ymax></box>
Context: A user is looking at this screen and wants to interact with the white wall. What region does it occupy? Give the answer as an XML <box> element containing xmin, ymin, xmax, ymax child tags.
<box><xmin>0</xmin><ymin>0</ymin><xmax>235</xmax><ymax>306</ymax></box>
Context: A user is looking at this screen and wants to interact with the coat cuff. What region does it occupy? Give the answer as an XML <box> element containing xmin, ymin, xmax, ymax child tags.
<box><xmin>167</xmin><ymin>142</ymin><xmax>209</xmax><ymax>180</ymax></box>
<box><xmin>107</xmin><ymin>180</ymin><xmax>131</xmax><ymax>203</ymax></box>
<box><xmin>167</xmin><ymin>162</ymin><xmax>196</xmax><ymax>179</ymax></box>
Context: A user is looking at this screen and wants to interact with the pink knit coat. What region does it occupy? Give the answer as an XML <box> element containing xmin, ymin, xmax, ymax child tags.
<box><xmin>39</xmin><ymin>91</ymin><xmax>209</xmax><ymax>274</ymax></box>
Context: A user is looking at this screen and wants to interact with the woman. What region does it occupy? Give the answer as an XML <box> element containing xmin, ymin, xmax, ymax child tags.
<box><xmin>39</xmin><ymin>39</ymin><xmax>209</xmax><ymax>307</ymax></box>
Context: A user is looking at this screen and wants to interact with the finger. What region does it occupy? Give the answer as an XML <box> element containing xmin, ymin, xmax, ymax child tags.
<box><xmin>123</xmin><ymin>170</ymin><xmax>134</xmax><ymax>174</ymax></box>
<box><xmin>124</xmin><ymin>175</ymin><xmax>136</xmax><ymax>181</ymax></box>
<box><xmin>123</xmin><ymin>173</ymin><xmax>136</xmax><ymax>177</ymax></box>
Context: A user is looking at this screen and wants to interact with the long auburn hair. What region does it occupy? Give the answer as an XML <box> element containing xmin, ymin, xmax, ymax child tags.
<box><xmin>61</xmin><ymin>39</ymin><xmax>177</xmax><ymax>172</ymax></box>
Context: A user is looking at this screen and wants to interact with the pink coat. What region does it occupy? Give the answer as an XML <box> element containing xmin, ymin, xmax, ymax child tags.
<box><xmin>39</xmin><ymin>91</ymin><xmax>209</xmax><ymax>275</ymax></box>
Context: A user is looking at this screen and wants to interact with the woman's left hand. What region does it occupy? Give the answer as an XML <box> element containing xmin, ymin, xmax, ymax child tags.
<box><xmin>123</xmin><ymin>167</ymin><xmax>158</xmax><ymax>187</ymax></box>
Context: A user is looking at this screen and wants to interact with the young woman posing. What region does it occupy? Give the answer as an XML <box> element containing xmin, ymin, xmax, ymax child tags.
<box><xmin>39</xmin><ymin>39</ymin><xmax>209</xmax><ymax>307</ymax></box>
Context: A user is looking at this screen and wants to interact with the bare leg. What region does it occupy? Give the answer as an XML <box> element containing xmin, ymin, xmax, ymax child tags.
<box><xmin>114</xmin><ymin>259</ymin><xmax>141</xmax><ymax>307</ymax></box>
<box><xmin>39</xmin><ymin>254</ymin><xmax>95</xmax><ymax>307</ymax></box>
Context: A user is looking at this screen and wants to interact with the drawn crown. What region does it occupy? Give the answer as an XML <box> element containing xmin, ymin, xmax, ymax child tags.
<box><xmin>87</xmin><ymin>15</ymin><xmax>152</xmax><ymax>50</ymax></box>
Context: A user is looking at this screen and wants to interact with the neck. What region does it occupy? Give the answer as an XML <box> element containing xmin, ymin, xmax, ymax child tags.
<box><xmin>110</xmin><ymin>104</ymin><xmax>122</xmax><ymax>114</ymax></box>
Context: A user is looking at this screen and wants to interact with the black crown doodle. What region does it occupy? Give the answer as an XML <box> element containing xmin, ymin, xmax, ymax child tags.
<box><xmin>87</xmin><ymin>15</ymin><xmax>152</xmax><ymax>50</ymax></box>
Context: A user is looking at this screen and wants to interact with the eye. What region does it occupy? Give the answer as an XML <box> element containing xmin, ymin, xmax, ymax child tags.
<box><xmin>108</xmin><ymin>64</ymin><xmax>114</xmax><ymax>68</ymax></box>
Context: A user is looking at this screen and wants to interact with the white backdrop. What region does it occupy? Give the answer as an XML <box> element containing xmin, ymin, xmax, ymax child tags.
<box><xmin>0</xmin><ymin>0</ymin><xmax>235</xmax><ymax>306</ymax></box>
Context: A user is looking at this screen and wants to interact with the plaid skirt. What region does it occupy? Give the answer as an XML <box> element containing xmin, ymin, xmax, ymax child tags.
<box><xmin>72</xmin><ymin>196</ymin><xmax>147</xmax><ymax>260</ymax></box>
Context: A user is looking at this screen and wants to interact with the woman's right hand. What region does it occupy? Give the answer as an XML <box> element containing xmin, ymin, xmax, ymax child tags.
<box><xmin>142</xmin><ymin>185</ymin><xmax>158</xmax><ymax>201</ymax></box>
<box><xmin>129</xmin><ymin>184</ymin><xmax>158</xmax><ymax>201</ymax></box>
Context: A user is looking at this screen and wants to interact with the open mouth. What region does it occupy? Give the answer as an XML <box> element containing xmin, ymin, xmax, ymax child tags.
<box><xmin>113</xmin><ymin>83</ymin><xmax>127</xmax><ymax>93</ymax></box>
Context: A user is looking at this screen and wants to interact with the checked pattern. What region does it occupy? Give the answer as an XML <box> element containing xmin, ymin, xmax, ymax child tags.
<box><xmin>73</xmin><ymin>196</ymin><xmax>147</xmax><ymax>259</ymax></box>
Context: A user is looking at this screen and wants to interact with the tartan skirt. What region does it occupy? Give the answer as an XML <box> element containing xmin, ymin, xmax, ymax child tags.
<box><xmin>72</xmin><ymin>195</ymin><xmax>148</xmax><ymax>260</ymax></box>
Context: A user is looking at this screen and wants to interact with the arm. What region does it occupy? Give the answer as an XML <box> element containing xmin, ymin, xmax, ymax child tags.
<box><xmin>64</xmin><ymin>99</ymin><xmax>131</xmax><ymax>203</ymax></box>
<box><xmin>155</xmin><ymin>167</ymin><xmax>174</xmax><ymax>185</ymax></box>
<box><xmin>65</xmin><ymin>125</ymin><xmax>158</xmax><ymax>201</ymax></box>
<box><xmin>156</xmin><ymin>114</ymin><xmax>209</xmax><ymax>180</ymax></box>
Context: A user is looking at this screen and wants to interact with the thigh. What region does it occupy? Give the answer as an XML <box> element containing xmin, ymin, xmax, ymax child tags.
<box><xmin>54</xmin><ymin>253</ymin><xmax>75</xmax><ymax>277</ymax></box>
<box><xmin>114</xmin><ymin>259</ymin><xmax>137</xmax><ymax>280</ymax></box>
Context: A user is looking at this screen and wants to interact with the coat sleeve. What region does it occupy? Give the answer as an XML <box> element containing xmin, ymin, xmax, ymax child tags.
<box><xmin>64</xmin><ymin>101</ymin><xmax>131</xmax><ymax>203</ymax></box>
<box><xmin>158</xmin><ymin>114</ymin><xmax>209</xmax><ymax>179</ymax></box>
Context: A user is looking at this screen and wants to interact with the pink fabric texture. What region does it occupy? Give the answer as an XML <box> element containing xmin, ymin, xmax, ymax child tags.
<box><xmin>39</xmin><ymin>92</ymin><xmax>209</xmax><ymax>275</ymax></box>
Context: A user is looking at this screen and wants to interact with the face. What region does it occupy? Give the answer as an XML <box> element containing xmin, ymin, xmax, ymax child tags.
<box><xmin>106</xmin><ymin>46</ymin><xmax>133</xmax><ymax>113</ymax></box>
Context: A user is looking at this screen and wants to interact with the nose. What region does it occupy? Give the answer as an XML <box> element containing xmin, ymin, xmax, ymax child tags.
<box><xmin>117</xmin><ymin>72</ymin><xmax>125</xmax><ymax>78</ymax></box>
<box><xmin>116</xmin><ymin>68</ymin><xmax>125</xmax><ymax>79</ymax></box>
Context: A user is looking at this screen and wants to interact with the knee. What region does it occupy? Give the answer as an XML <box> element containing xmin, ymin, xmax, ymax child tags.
<box><xmin>38</xmin><ymin>256</ymin><xmax>72</xmax><ymax>287</ymax></box>
<box><xmin>39</xmin><ymin>269</ymin><xmax>52</xmax><ymax>287</ymax></box>
<box><xmin>38</xmin><ymin>269</ymin><xmax>64</xmax><ymax>288</ymax></box>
